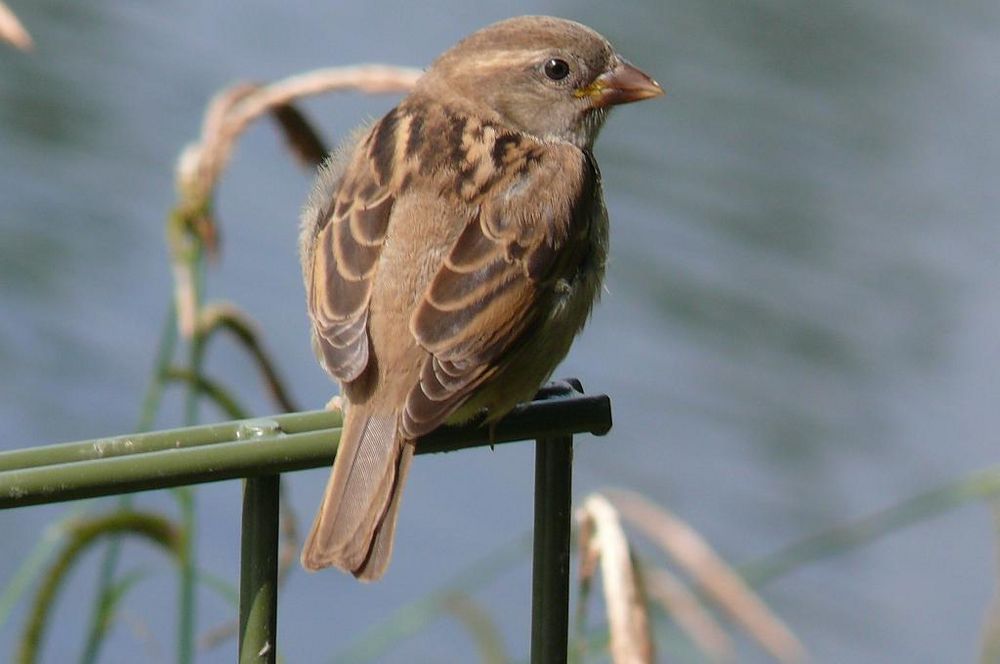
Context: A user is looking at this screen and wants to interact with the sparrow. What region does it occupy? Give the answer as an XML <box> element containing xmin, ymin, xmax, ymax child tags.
<box><xmin>299</xmin><ymin>15</ymin><xmax>662</xmax><ymax>580</ymax></box>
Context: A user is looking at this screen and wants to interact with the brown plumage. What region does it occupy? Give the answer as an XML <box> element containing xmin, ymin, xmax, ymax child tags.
<box><xmin>299</xmin><ymin>15</ymin><xmax>662</xmax><ymax>580</ymax></box>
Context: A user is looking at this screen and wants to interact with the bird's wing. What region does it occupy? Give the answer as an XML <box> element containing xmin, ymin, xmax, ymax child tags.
<box><xmin>305</xmin><ymin>125</ymin><xmax>396</xmax><ymax>383</ymax></box>
<box><xmin>402</xmin><ymin>138</ymin><xmax>598</xmax><ymax>437</ymax></box>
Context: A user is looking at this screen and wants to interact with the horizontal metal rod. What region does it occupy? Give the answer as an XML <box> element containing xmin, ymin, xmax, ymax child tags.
<box><xmin>0</xmin><ymin>381</ymin><xmax>611</xmax><ymax>509</ymax></box>
<box><xmin>0</xmin><ymin>410</ymin><xmax>343</xmax><ymax>472</ymax></box>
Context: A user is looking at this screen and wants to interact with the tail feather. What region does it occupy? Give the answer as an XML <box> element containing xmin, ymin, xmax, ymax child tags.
<box><xmin>301</xmin><ymin>409</ymin><xmax>411</xmax><ymax>579</ymax></box>
<box><xmin>354</xmin><ymin>441</ymin><xmax>414</xmax><ymax>581</ymax></box>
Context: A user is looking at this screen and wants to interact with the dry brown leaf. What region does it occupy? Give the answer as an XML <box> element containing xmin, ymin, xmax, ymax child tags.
<box><xmin>0</xmin><ymin>1</ymin><xmax>33</xmax><ymax>51</ymax></box>
<box><xmin>577</xmin><ymin>494</ymin><xmax>654</xmax><ymax>664</ymax></box>
<box><xmin>270</xmin><ymin>103</ymin><xmax>329</xmax><ymax>168</ymax></box>
<box><xmin>607</xmin><ymin>489</ymin><xmax>805</xmax><ymax>663</ymax></box>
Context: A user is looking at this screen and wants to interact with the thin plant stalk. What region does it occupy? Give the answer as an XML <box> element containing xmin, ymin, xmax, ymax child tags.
<box><xmin>81</xmin><ymin>306</ymin><xmax>179</xmax><ymax>664</ymax></box>
<box><xmin>177</xmin><ymin>248</ymin><xmax>205</xmax><ymax>664</ymax></box>
<box><xmin>742</xmin><ymin>467</ymin><xmax>1000</xmax><ymax>587</ymax></box>
<box><xmin>17</xmin><ymin>512</ymin><xmax>181</xmax><ymax>664</ymax></box>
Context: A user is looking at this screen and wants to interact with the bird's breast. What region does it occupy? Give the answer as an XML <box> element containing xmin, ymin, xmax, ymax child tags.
<box><xmin>454</xmin><ymin>199</ymin><xmax>608</xmax><ymax>423</ymax></box>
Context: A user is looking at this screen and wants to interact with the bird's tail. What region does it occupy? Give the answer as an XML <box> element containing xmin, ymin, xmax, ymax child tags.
<box><xmin>301</xmin><ymin>408</ymin><xmax>414</xmax><ymax>581</ymax></box>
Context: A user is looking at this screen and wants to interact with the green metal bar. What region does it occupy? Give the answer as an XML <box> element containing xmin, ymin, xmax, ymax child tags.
<box><xmin>530</xmin><ymin>435</ymin><xmax>574</xmax><ymax>664</ymax></box>
<box><xmin>0</xmin><ymin>385</ymin><xmax>611</xmax><ymax>510</ymax></box>
<box><xmin>0</xmin><ymin>429</ymin><xmax>335</xmax><ymax>509</ymax></box>
<box><xmin>0</xmin><ymin>410</ymin><xmax>342</xmax><ymax>472</ymax></box>
<box><xmin>0</xmin><ymin>384</ymin><xmax>596</xmax><ymax>473</ymax></box>
<box><xmin>0</xmin><ymin>380</ymin><xmax>612</xmax><ymax>663</ymax></box>
<box><xmin>238</xmin><ymin>475</ymin><xmax>279</xmax><ymax>664</ymax></box>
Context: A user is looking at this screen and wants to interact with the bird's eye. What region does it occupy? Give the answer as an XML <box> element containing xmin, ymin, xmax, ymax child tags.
<box><xmin>543</xmin><ymin>58</ymin><xmax>571</xmax><ymax>81</ymax></box>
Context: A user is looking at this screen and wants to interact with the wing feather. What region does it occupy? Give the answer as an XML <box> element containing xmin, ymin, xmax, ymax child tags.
<box><xmin>402</xmin><ymin>138</ymin><xmax>597</xmax><ymax>437</ymax></box>
<box><xmin>304</xmin><ymin>118</ymin><xmax>398</xmax><ymax>384</ymax></box>
<box><xmin>305</xmin><ymin>111</ymin><xmax>598</xmax><ymax>439</ymax></box>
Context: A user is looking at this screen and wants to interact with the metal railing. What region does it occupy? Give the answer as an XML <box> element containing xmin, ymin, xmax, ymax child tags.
<box><xmin>0</xmin><ymin>379</ymin><xmax>612</xmax><ymax>663</ymax></box>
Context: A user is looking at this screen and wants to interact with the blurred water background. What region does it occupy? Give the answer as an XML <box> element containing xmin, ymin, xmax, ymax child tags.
<box><xmin>2</xmin><ymin>1</ymin><xmax>999</xmax><ymax>661</ymax></box>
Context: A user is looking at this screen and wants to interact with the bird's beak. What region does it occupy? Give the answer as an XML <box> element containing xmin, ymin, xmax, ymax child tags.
<box><xmin>578</xmin><ymin>58</ymin><xmax>664</xmax><ymax>108</ymax></box>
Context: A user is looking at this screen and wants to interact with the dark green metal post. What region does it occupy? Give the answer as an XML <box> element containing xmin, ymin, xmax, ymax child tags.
<box><xmin>238</xmin><ymin>475</ymin><xmax>279</xmax><ymax>663</ymax></box>
<box><xmin>530</xmin><ymin>435</ymin><xmax>574</xmax><ymax>664</ymax></box>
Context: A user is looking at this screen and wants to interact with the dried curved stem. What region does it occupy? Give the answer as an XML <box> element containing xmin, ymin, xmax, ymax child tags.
<box><xmin>169</xmin><ymin>64</ymin><xmax>422</xmax><ymax>337</ymax></box>
<box><xmin>576</xmin><ymin>494</ymin><xmax>654</xmax><ymax>664</ymax></box>
<box><xmin>607</xmin><ymin>489</ymin><xmax>805</xmax><ymax>663</ymax></box>
<box><xmin>0</xmin><ymin>1</ymin><xmax>33</xmax><ymax>51</ymax></box>
<box><xmin>197</xmin><ymin>302</ymin><xmax>299</xmax><ymax>414</ymax></box>
<box><xmin>176</xmin><ymin>65</ymin><xmax>422</xmax><ymax>203</ymax></box>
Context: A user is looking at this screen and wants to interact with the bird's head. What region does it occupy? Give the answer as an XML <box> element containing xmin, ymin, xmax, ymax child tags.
<box><xmin>417</xmin><ymin>16</ymin><xmax>663</xmax><ymax>149</ymax></box>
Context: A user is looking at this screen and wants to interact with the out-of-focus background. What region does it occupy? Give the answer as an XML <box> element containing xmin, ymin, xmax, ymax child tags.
<box><xmin>2</xmin><ymin>1</ymin><xmax>999</xmax><ymax>662</ymax></box>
